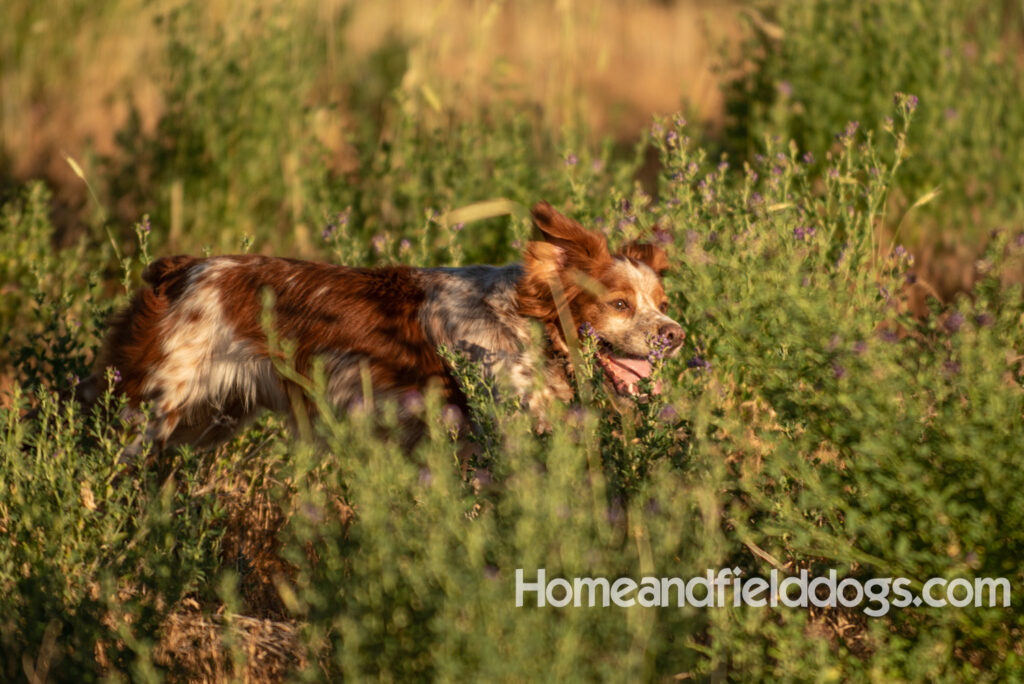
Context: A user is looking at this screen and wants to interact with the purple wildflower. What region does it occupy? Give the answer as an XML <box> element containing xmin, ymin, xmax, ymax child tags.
<box><xmin>401</xmin><ymin>389</ymin><xmax>425</xmax><ymax>414</ymax></box>
<box><xmin>322</xmin><ymin>206</ymin><xmax>351</xmax><ymax>240</ymax></box>
<box><xmin>853</xmin><ymin>340</ymin><xmax>867</xmax><ymax>355</ymax></box>
<box><xmin>894</xmin><ymin>92</ymin><xmax>919</xmax><ymax>113</ymax></box>
<box><xmin>975</xmin><ymin>312</ymin><xmax>994</xmax><ymax>327</ymax></box>
<box><xmin>793</xmin><ymin>225</ymin><xmax>816</xmax><ymax>241</ymax></box>
<box><xmin>837</xmin><ymin>121</ymin><xmax>859</xmax><ymax>145</ymax></box>
<box><xmin>371</xmin><ymin>233</ymin><xmax>386</xmax><ymax>254</ymax></box>
<box><xmin>687</xmin><ymin>356</ymin><xmax>711</xmax><ymax>370</ymax></box>
<box><xmin>566</xmin><ymin>406</ymin><xmax>586</xmax><ymax>428</ymax></box>
<box><xmin>111</xmin><ymin>368</ymin><xmax>122</xmax><ymax>385</ymax></box>
<box><xmin>647</xmin><ymin>334</ymin><xmax>672</xmax><ymax>365</ymax></box>
<box><xmin>442</xmin><ymin>403</ymin><xmax>463</xmax><ymax>427</ymax></box>
<box><xmin>666</xmin><ymin>130</ymin><xmax>678</xmax><ymax>146</ymax></box>
<box><xmin>577</xmin><ymin>321</ymin><xmax>599</xmax><ymax>343</ymax></box>
<box><xmin>658</xmin><ymin>404</ymin><xmax>679</xmax><ymax>423</ymax></box>
<box><xmin>565</xmin><ymin>153</ymin><xmax>579</xmax><ymax>167</ymax></box>
<box><xmin>832</xmin><ymin>362</ymin><xmax>846</xmax><ymax>379</ymax></box>
<box><xmin>802</xmin><ymin>152</ymin><xmax>815</xmax><ymax>165</ymax></box>
<box><xmin>777</xmin><ymin>80</ymin><xmax>793</xmax><ymax>97</ymax></box>
<box><xmin>944</xmin><ymin>312</ymin><xmax>964</xmax><ymax>333</ymax></box>
<box><xmin>140</xmin><ymin>216</ymin><xmax>151</xmax><ymax>234</ymax></box>
<box><xmin>399</xmin><ymin>238</ymin><xmax>411</xmax><ymax>252</ymax></box>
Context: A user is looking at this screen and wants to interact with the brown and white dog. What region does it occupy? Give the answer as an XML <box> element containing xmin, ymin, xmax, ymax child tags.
<box><xmin>88</xmin><ymin>202</ymin><xmax>683</xmax><ymax>450</ymax></box>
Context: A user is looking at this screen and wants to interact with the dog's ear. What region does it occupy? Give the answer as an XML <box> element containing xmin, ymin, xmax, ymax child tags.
<box><xmin>517</xmin><ymin>241</ymin><xmax>566</xmax><ymax>321</ymax></box>
<box><xmin>618</xmin><ymin>241</ymin><xmax>670</xmax><ymax>278</ymax></box>
<box><xmin>531</xmin><ymin>201</ymin><xmax>609</xmax><ymax>264</ymax></box>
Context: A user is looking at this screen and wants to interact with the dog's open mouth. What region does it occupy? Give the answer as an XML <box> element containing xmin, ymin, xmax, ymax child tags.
<box><xmin>595</xmin><ymin>345</ymin><xmax>658</xmax><ymax>396</ymax></box>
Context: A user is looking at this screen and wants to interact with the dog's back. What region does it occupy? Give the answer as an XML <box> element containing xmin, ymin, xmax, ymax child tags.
<box><xmin>95</xmin><ymin>255</ymin><xmax>473</xmax><ymax>449</ymax></box>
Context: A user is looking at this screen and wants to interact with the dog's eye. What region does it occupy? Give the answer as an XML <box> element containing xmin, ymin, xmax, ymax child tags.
<box><xmin>613</xmin><ymin>299</ymin><xmax>630</xmax><ymax>311</ymax></box>
<box><xmin>659</xmin><ymin>301</ymin><xmax>669</xmax><ymax>314</ymax></box>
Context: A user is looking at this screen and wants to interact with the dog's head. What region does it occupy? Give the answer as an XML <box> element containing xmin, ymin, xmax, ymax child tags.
<box><xmin>516</xmin><ymin>201</ymin><xmax>683</xmax><ymax>395</ymax></box>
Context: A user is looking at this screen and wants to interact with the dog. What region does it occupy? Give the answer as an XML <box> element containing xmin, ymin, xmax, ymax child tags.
<box><xmin>84</xmin><ymin>202</ymin><xmax>683</xmax><ymax>451</ymax></box>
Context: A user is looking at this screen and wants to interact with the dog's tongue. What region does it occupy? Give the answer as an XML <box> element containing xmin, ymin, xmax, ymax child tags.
<box><xmin>605</xmin><ymin>356</ymin><xmax>653</xmax><ymax>387</ymax></box>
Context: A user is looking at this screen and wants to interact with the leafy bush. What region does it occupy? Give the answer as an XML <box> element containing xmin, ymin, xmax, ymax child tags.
<box><xmin>724</xmin><ymin>0</ymin><xmax>1024</xmax><ymax>240</ymax></box>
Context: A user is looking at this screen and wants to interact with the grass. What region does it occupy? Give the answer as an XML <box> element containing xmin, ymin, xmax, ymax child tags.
<box><xmin>2</xmin><ymin>0</ymin><xmax>1024</xmax><ymax>681</ymax></box>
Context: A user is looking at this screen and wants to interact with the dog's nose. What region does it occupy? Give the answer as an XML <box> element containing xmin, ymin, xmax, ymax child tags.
<box><xmin>659</xmin><ymin>322</ymin><xmax>685</xmax><ymax>349</ymax></box>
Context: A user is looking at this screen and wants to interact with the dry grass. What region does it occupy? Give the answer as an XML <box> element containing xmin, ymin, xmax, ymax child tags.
<box><xmin>155</xmin><ymin>606</ymin><xmax>306</xmax><ymax>684</ymax></box>
<box><xmin>1</xmin><ymin>0</ymin><xmax>739</xmax><ymax>221</ymax></box>
<box><xmin>346</xmin><ymin>0</ymin><xmax>738</xmax><ymax>138</ymax></box>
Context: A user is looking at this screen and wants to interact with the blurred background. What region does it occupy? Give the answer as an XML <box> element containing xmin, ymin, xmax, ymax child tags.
<box><xmin>2</xmin><ymin>0</ymin><xmax>1023</xmax><ymax>288</ymax></box>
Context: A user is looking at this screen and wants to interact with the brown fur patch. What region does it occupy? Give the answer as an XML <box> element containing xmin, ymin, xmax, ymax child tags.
<box><xmin>209</xmin><ymin>257</ymin><xmax>463</xmax><ymax>403</ymax></box>
<box><xmin>619</xmin><ymin>241</ymin><xmax>669</xmax><ymax>276</ymax></box>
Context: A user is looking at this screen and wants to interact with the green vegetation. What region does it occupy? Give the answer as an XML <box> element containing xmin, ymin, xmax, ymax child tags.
<box><xmin>2</xmin><ymin>0</ymin><xmax>1023</xmax><ymax>680</ymax></box>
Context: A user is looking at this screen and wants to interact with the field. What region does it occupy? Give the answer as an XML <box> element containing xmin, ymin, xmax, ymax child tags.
<box><xmin>2</xmin><ymin>0</ymin><xmax>1024</xmax><ymax>680</ymax></box>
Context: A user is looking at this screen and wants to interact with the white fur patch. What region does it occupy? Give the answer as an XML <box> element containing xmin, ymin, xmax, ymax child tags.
<box><xmin>145</xmin><ymin>258</ymin><xmax>286</xmax><ymax>441</ymax></box>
